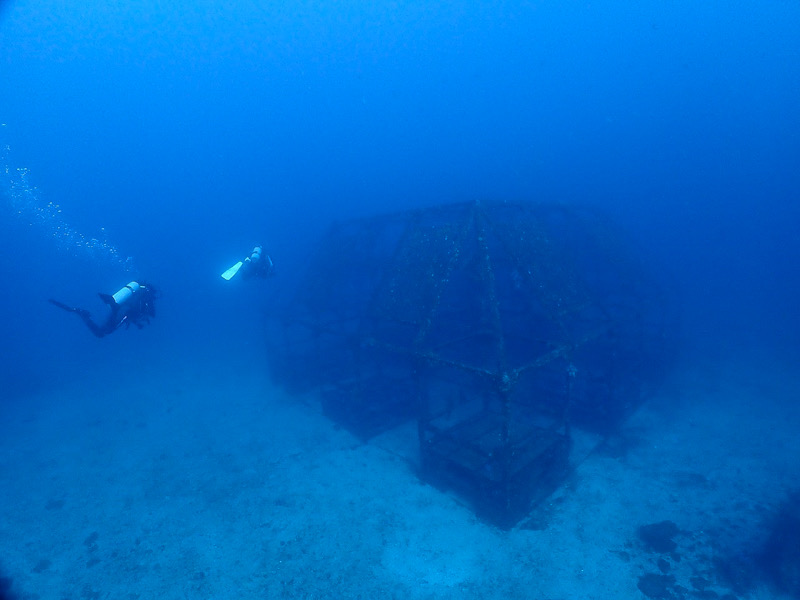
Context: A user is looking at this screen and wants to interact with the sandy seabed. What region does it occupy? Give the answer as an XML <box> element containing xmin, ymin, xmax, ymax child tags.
<box><xmin>1</xmin><ymin>348</ymin><xmax>798</xmax><ymax>600</ymax></box>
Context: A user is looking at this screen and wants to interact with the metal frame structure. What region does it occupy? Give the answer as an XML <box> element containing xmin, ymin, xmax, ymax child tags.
<box><xmin>267</xmin><ymin>201</ymin><xmax>673</xmax><ymax>527</ymax></box>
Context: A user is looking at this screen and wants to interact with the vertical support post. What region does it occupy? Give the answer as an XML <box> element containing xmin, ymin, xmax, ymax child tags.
<box><xmin>414</xmin><ymin>357</ymin><xmax>431</xmax><ymax>471</ymax></box>
<box><xmin>564</xmin><ymin>360</ymin><xmax>577</xmax><ymax>439</ymax></box>
<box><xmin>498</xmin><ymin>373</ymin><xmax>513</xmax><ymax>519</ymax></box>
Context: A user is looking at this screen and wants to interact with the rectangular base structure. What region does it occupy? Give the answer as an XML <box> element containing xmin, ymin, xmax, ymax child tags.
<box><xmin>420</xmin><ymin>412</ymin><xmax>570</xmax><ymax>529</ymax></box>
<box><xmin>320</xmin><ymin>375</ymin><xmax>417</xmax><ymax>441</ymax></box>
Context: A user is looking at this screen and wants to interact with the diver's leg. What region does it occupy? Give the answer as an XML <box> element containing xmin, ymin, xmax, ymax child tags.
<box><xmin>48</xmin><ymin>299</ymin><xmax>106</xmax><ymax>337</ymax></box>
<box><xmin>79</xmin><ymin>313</ymin><xmax>107</xmax><ymax>338</ymax></box>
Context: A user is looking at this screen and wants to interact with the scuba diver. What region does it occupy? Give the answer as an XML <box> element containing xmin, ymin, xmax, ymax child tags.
<box><xmin>221</xmin><ymin>245</ymin><xmax>274</xmax><ymax>281</ymax></box>
<box><xmin>49</xmin><ymin>281</ymin><xmax>157</xmax><ymax>338</ymax></box>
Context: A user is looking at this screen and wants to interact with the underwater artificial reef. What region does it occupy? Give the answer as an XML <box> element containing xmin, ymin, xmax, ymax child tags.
<box><xmin>266</xmin><ymin>200</ymin><xmax>676</xmax><ymax>528</ymax></box>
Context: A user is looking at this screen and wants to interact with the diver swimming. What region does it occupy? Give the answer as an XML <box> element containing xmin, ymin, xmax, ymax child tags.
<box><xmin>49</xmin><ymin>281</ymin><xmax>158</xmax><ymax>338</ymax></box>
<box><xmin>221</xmin><ymin>245</ymin><xmax>274</xmax><ymax>281</ymax></box>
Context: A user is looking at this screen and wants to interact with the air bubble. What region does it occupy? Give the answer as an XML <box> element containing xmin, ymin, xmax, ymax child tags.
<box><xmin>1</xmin><ymin>141</ymin><xmax>134</xmax><ymax>272</ymax></box>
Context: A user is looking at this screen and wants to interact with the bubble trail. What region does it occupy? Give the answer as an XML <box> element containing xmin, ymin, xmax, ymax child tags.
<box><xmin>1</xmin><ymin>138</ymin><xmax>134</xmax><ymax>272</ymax></box>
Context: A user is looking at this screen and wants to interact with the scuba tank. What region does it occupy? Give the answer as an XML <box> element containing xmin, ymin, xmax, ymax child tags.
<box><xmin>111</xmin><ymin>281</ymin><xmax>141</xmax><ymax>305</ymax></box>
<box><xmin>100</xmin><ymin>281</ymin><xmax>142</xmax><ymax>309</ymax></box>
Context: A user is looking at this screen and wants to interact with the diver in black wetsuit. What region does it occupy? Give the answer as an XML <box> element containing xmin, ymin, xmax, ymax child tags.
<box><xmin>240</xmin><ymin>245</ymin><xmax>274</xmax><ymax>280</ymax></box>
<box><xmin>49</xmin><ymin>281</ymin><xmax>157</xmax><ymax>338</ymax></box>
<box><xmin>221</xmin><ymin>245</ymin><xmax>274</xmax><ymax>281</ymax></box>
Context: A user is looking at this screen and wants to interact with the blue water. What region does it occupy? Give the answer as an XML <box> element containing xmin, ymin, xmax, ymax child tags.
<box><xmin>1</xmin><ymin>0</ymin><xmax>799</xmax><ymax>597</ymax></box>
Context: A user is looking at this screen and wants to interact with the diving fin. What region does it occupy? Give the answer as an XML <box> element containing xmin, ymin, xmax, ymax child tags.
<box><xmin>49</xmin><ymin>299</ymin><xmax>76</xmax><ymax>312</ymax></box>
<box><xmin>48</xmin><ymin>299</ymin><xmax>91</xmax><ymax>319</ymax></box>
<box><xmin>221</xmin><ymin>261</ymin><xmax>243</xmax><ymax>281</ymax></box>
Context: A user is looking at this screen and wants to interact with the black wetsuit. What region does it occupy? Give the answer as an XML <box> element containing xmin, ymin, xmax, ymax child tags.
<box><xmin>240</xmin><ymin>247</ymin><xmax>274</xmax><ymax>280</ymax></box>
<box><xmin>49</xmin><ymin>284</ymin><xmax>157</xmax><ymax>338</ymax></box>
